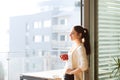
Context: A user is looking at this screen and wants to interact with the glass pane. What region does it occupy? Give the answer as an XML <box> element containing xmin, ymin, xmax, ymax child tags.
<box><xmin>34</xmin><ymin>21</ymin><xmax>42</xmax><ymax>29</ymax></box>
<box><xmin>34</xmin><ymin>35</ymin><xmax>42</xmax><ymax>43</ymax></box>
<box><xmin>98</xmin><ymin>0</ymin><xmax>120</xmax><ymax>80</ymax></box>
<box><xmin>0</xmin><ymin>0</ymin><xmax>81</xmax><ymax>80</ymax></box>
<box><xmin>43</xmin><ymin>20</ymin><xmax>51</xmax><ymax>28</ymax></box>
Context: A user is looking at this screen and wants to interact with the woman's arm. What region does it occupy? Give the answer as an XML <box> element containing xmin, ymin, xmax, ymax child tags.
<box><xmin>67</xmin><ymin>67</ymin><xmax>82</xmax><ymax>75</ymax></box>
<box><xmin>78</xmin><ymin>47</ymin><xmax>88</xmax><ymax>71</ymax></box>
<box><xmin>67</xmin><ymin>47</ymin><xmax>88</xmax><ymax>75</ymax></box>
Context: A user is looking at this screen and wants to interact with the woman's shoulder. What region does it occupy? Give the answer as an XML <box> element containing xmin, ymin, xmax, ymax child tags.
<box><xmin>76</xmin><ymin>44</ymin><xmax>86</xmax><ymax>54</ymax></box>
<box><xmin>77</xmin><ymin>44</ymin><xmax>85</xmax><ymax>49</ymax></box>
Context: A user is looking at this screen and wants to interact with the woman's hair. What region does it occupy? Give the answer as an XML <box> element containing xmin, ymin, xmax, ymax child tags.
<box><xmin>74</xmin><ymin>25</ymin><xmax>90</xmax><ymax>55</ymax></box>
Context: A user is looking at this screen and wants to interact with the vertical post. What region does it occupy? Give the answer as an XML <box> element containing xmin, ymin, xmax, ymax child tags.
<box><xmin>81</xmin><ymin>0</ymin><xmax>83</xmax><ymax>26</ymax></box>
<box><xmin>84</xmin><ymin>0</ymin><xmax>90</xmax><ymax>80</ymax></box>
<box><xmin>89</xmin><ymin>0</ymin><xmax>97</xmax><ymax>80</ymax></box>
<box><xmin>20</xmin><ymin>75</ymin><xmax>23</xmax><ymax>80</ymax></box>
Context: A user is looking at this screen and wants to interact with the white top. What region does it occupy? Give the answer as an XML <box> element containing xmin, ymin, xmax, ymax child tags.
<box><xmin>65</xmin><ymin>44</ymin><xmax>88</xmax><ymax>71</ymax></box>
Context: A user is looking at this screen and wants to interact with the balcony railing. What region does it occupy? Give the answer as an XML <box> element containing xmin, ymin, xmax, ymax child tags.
<box><xmin>0</xmin><ymin>50</ymin><xmax>67</xmax><ymax>80</ymax></box>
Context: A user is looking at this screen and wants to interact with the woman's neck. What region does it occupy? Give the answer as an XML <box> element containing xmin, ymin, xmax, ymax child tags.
<box><xmin>74</xmin><ymin>39</ymin><xmax>82</xmax><ymax>46</ymax></box>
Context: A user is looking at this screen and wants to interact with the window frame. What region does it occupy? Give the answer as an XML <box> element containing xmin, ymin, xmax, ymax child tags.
<box><xmin>85</xmin><ymin>0</ymin><xmax>98</xmax><ymax>80</ymax></box>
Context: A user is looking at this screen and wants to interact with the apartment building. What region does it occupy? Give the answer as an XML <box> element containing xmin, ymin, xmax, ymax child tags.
<box><xmin>9</xmin><ymin>1</ymin><xmax>80</xmax><ymax>80</ymax></box>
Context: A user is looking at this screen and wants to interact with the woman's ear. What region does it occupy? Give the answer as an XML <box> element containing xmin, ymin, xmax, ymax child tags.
<box><xmin>78</xmin><ymin>33</ymin><xmax>82</xmax><ymax>39</ymax></box>
<box><xmin>79</xmin><ymin>33</ymin><xmax>82</xmax><ymax>37</ymax></box>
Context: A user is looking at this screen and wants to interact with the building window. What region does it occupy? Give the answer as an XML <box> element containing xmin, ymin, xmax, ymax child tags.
<box><xmin>34</xmin><ymin>21</ymin><xmax>42</xmax><ymax>29</ymax></box>
<box><xmin>44</xmin><ymin>35</ymin><xmax>50</xmax><ymax>42</ymax></box>
<box><xmin>25</xmin><ymin>62</ymin><xmax>29</xmax><ymax>72</ymax></box>
<box><xmin>26</xmin><ymin>23</ymin><xmax>30</xmax><ymax>32</ymax></box>
<box><xmin>60</xmin><ymin>51</ymin><xmax>68</xmax><ymax>54</ymax></box>
<box><xmin>52</xmin><ymin>33</ymin><xmax>58</xmax><ymax>40</ymax></box>
<box><xmin>59</xmin><ymin>18</ymin><xmax>67</xmax><ymax>25</ymax></box>
<box><xmin>52</xmin><ymin>17</ymin><xmax>58</xmax><ymax>25</ymax></box>
<box><xmin>75</xmin><ymin>1</ymin><xmax>80</xmax><ymax>7</ymax></box>
<box><xmin>34</xmin><ymin>35</ymin><xmax>42</xmax><ymax>43</ymax></box>
<box><xmin>60</xmin><ymin>19</ymin><xmax>65</xmax><ymax>25</ymax></box>
<box><xmin>38</xmin><ymin>50</ymin><xmax>42</xmax><ymax>56</ymax></box>
<box><xmin>60</xmin><ymin>35</ymin><xmax>65</xmax><ymax>41</ymax></box>
<box><xmin>43</xmin><ymin>20</ymin><xmax>51</xmax><ymax>28</ymax></box>
<box><xmin>25</xmin><ymin>36</ymin><xmax>29</xmax><ymax>45</ymax></box>
<box><xmin>32</xmin><ymin>49</ymin><xmax>36</xmax><ymax>56</ymax></box>
<box><xmin>32</xmin><ymin>63</ymin><xmax>36</xmax><ymax>69</ymax></box>
<box><xmin>52</xmin><ymin>48</ymin><xmax>58</xmax><ymax>56</ymax></box>
<box><xmin>42</xmin><ymin>51</ymin><xmax>45</xmax><ymax>56</ymax></box>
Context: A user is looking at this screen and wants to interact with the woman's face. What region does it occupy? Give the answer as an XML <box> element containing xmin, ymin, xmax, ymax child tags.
<box><xmin>69</xmin><ymin>28</ymin><xmax>79</xmax><ymax>41</ymax></box>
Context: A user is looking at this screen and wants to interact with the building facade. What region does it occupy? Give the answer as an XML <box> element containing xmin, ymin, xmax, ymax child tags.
<box><xmin>9</xmin><ymin>1</ymin><xmax>80</xmax><ymax>80</ymax></box>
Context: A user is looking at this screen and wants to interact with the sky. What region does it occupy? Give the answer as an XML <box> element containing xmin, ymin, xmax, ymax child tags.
<box><xmin>0</xmin><ymin>0</ymin><xmax>50</xmax><ymax>75</ymax></box>
<box><xmin>0</xmin><ymin>0</ymin><xmax>48</xmax><ymax>52</ymax></box>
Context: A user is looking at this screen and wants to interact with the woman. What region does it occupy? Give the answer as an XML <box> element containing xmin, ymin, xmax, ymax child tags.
<box><xmin>60</xmin><ymin>25</ymin><xmax>90</xmax><ymax>80</ymax></box>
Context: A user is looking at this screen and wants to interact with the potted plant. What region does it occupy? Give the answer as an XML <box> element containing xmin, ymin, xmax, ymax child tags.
<box><xmin>110</xmin><ymin>57</ymin><xmax>120</xmax><ymax>79</ymax></box>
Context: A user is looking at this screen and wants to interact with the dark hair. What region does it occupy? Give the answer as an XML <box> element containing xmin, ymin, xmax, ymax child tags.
<box><xmin>74</xmin><ymin>25</ymin><xmax>90</xmax><ymax>55</ymax></box>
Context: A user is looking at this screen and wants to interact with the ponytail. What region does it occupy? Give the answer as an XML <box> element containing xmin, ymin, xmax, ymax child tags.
<box><xmin>83</xmin><ymin>28</ymin><xmax>90</xmax><ymax>55</ymax></box>
<box><xmin>73</xmin><ymin>25</ymin><xmax>91</xmax><ymax>55</ymax></box>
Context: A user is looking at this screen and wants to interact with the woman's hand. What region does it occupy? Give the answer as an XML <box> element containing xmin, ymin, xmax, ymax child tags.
<box><xmin>65</xmin><ymin>68</ymin><xmax>82</xmax><ymax>75</ymax></box>
<box><xmin>65</xmin><ymin>69</ymin><xmax>73</xmax><ymax>75</ymax></box>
